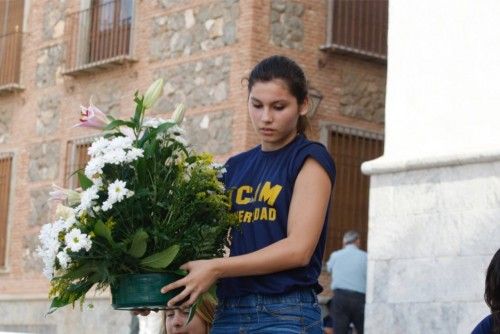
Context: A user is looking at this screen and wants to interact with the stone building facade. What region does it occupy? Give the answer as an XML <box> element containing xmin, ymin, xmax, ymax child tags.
<box><xmin>0</xmin><ymin>0</ymin><xmax>385</xmax><ymax>332</ymax></box>
<box><xmin>362</xmin><ymin>1</ymin><xmax>500</xmax><ymax>333</ymax></box>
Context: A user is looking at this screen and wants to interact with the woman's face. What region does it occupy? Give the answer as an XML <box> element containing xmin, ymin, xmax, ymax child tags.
<box><xmin>165</xmin><ymin>308</ymin><xmax>207</xmax><ymax>334</ymax></box>
<box><xmin>248</xmin><ymin>79</ymin><xmax>307</xmax><ymax>151</ymax></box>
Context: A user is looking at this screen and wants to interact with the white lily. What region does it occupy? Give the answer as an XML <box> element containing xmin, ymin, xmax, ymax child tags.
<box><xmin>49</xmin><ymin>184</ymin><xmax>81</xmax><ymax>206</ymax></box>
<box><xmin>143</xmin><ymin>79</ymin><xmax>164</xmax><ymax>109</ymax></box>
<box><xmin>171</xmin><ymin>104</ymin><xmax>186</xmax><ymax>125</ymax></box>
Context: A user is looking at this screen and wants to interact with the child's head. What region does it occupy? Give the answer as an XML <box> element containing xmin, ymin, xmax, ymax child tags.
<box><xmin>247</xmin><ymin>55</ymin><xmax>310</xmax><ymax>135</ymax></box>
<box><xmin>164</xmin><ymin>297</ymin><xmax>216</xmax><ymax>334</ymax></box>
<box><xmin>485</xmin><ymin>248</ymin><xmax>500</xmax><ymax>312</ymax></box>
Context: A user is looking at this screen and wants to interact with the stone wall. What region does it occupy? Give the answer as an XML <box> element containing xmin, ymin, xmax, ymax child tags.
<box><xmin>340</xmin><ymin>71</ymin><xmax>386</xmax><ymax>123</ymax></box>
<box><xmin>28</xmin><ymin>140</ymin><xmax>60</xmax><ymax>181</ymax></box>
<box><xmin>0</xmin><ymin>298</ymin><xmax>131</xmax><ymax>334</ymax></box>
<box><xmin>150</xmin><ymin>0</ymin><xmax>239</xmax><ymax>61</ymax></box>
<box><xmin>364</xmin><ymin>158</ymin><xmax>499</xmax><ymax>333</ymax></box>
<box><xmin>0</xmin><ymin>105</ymin><xmax>13</xmax><ymax>144</ymax></box>
<box><xmin>29</xmin><ymin>187</ymin><xmax>51</xmax><ymax>228</ymax></box>
<box><xmin>270</xmin><ymin>0</ymin><xmax>304</xmax><ymax>50</ymax></box>
<box><xmin>184</xmin><ymin>110</ymin><xmax>233</xmax><ymax>155</ymax></box>
<box><xmin>154</xmin><ymin>55</ymin><xmax>231</xmax><ymax>111</ymax></box>
<box><xmin>23</xmin><ymin>233</ymin><xmax>43</xmax><ymax>273</ymax></box>
<box><xmin>88</xmin><ymin>81</ymin><xmax>123</xmax><ymax>117</ymax></box>
<box><xmin>37</xmin><ymin>95</ymin><xmax>61</xmax><ymax>136</ymax></box>
<box><xmin>35</xmin><ymin>45</ymin><xmax>64</xmax><ymax>88</ymax></box>
<box><xmin>42</xmin><ymin>0</ymin><xmax>66</xmax><ymax>40</ymax></box>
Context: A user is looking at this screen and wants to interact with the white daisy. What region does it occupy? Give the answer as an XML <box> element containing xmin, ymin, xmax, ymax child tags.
<box><xmin>65</xmin><ymin>228</ymin><xmax>92</xmax><ymax>253</ymax></box>
<box><xmin>76</xmin><ymin>185</ymin><xmax>100</xmax><ymax>213</ymax></box>
<box><xmin>101</xmin><ymin>180</ymin><xmax>133</xmax><ymax>211</ymax></box>
<box><xmin>88</xmin><ymin>137</ymin><xmax>110</xmax><ymax>157</ymax></box>
<box><xmin>57</xmin><ymin>251</ymin><xmax>71</xmax><ymax>269</ymax></box>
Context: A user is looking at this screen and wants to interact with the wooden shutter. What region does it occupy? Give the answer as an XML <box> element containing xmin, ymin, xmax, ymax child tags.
<box><xmin>325</xmin><ymin>127</ymin><xmax>383</xmax><ymax>256</ymax></box>
<box><xmin>0</xmin><ymin>0</ymin><xmax>24</xmax><ymax>35</ymax></box>
<box><xmin>89</xmin><ymin>0</ymin><xmax>132</xmax><ymax>63</ymax></box>
<box><xmin>0</xmin><ymin>0</ymin><xmax>24</xmax><ymax>85</ymax></box>
<box><xmin>327</xmin><ymin>0</ymin><xmax>388</xmax><ymax>60</ymax></box>
<box><xmin>0</xmin><ymin>155</ymin><xmax>13</xmax><ymax>268</ymax></box>
<box><xmin>65</xmin><ymin>141</ymin><xmax>92</xmax><ymax>189</ymax></box>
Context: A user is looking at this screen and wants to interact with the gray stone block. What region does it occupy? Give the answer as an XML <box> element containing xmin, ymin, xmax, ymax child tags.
<box><xmin>37</xmin><ymin>95</ymin><xmax>61</xmax><ymax>136</ymax></box>
<box><xmin>154</xmin><ymin>55</ymin><xmax>231</xmax><ymax>111</ymax></box>
<box><xmin>0</xmin><ymin>105</ymin><xmax>13</xmax><ymax>144</ymax></box>
<box><xmin>36</xmin><ymin>45</ymin><xmax>64</xmax><ymax>88</ymax></box>
<box><xmin>29</xmin><ymin>187</ymin><xmax>51</xmax><ymax>227</ymax></box>
<box><xmin>150</xmin><ymin>0</ymin><xmax>239</xmax><ymax>60</ymax></box>
<box><xmin>270</xmin><ymin>0</ymin><xmax>304</xmax><ymax>50</ymax></box>
<box><xmin>28</xmin><ymin>140</ymin><xmax>60</xmax><ymax>181</ymax></box>
<box><xmin>43</xmin><ymin>0</ymin><xmax>66</xmax><ymax>39</ymax></box>
<box><xmin>183</xmin><ymin>110</ymin><xmax>233</xmax><ymax>155</ymax></box>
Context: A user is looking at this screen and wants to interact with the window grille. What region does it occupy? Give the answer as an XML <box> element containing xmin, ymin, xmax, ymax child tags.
<box><xmin>65</xmin><ymin>138</ymin><xmax>96</xmax><ymax>189</ymax></box>
<box><xmin>0</xmin><ymin>0</ymin><xmax>24</xmax><ymax>88</ymax></box>
<box><xmin>325</xmin><ymin>126</ymin><xmax>384</xmax><ymax>256</ymax></box>
<box><xmin>323</xmin><ymin>0</ymin><xmax>388</xmax><ymax>61</ymax></box>
<box><xmin>64</xmin><ymin>0</ymin><xmax>134</xmax><ymax>74</ymax></box>
<box><xmin>0</xmin><ymin>154</ymin><xmax>13</xmax><ymax>268</ymax></box>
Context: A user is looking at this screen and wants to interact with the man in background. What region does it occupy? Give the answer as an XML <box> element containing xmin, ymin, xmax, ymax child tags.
<box><xmin>326</xmin><ymin>230</ymin><xmax>367</xmax><ymax>334</ymax></box>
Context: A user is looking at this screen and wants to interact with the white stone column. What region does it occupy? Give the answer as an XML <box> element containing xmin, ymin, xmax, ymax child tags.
<box><xmin>362</xmin><ymin>1</ymin><xmax>500</xmax><ymax>333</ymax></box>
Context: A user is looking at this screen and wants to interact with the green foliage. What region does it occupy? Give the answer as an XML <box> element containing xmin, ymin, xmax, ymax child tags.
<box><xmin>77</xmin><ymin>171</ymin><xmax>93</xmax><ymax>190</ymax></box>
<box><xmin>140</xmin><ymin>245</ymin><xmax>180</xmax><ymax>269</ymax></box>
<box><xmin>127</xmin><ymin>229</ymin><xmax>148</xmax><ymax>258</ymax></box>
<box><xmin>44</xmin><ymin>84</ymin><xmax>238</xmax><ymax>313</ymax></box>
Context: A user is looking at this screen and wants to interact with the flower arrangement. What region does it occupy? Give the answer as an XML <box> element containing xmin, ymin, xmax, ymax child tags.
<box><xmin>37</xmin><ymin>79</ymin><xmax>237</xmax><ymax>313</ymax></box>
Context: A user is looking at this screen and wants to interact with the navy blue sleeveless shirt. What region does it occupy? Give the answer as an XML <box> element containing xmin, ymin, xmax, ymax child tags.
<box><xmin>218</xmin><ymin>135</ymin><xmax>336</xmax><ymax>298</ymax></box>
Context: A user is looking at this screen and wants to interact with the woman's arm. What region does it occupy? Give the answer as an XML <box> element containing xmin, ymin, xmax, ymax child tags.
<box><xmin>162</xmin><ymin>157</ymin><xmax>332</xmax><ymax>308</ymax></box>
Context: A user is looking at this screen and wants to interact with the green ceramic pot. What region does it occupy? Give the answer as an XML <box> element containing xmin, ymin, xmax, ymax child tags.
<box><xmin>111</xmin><ymin>272</ymin><xmax>182</xmax><ymax>310</ymax></box>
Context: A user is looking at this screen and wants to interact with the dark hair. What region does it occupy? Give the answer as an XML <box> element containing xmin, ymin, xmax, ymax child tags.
<box><xmin>485</xmin><ymin>248</ymin><xmax>500</xmax><ymax>334</ymax></box>
<box><xmin>247</xmin><ymin>55</ymin><xmax>310</xmax><ymax>135</ymax></box>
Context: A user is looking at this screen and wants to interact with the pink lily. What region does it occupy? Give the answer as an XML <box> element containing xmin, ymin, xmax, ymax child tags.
<box><xmin>73</xmin><ymin>102</ymin><xmax>111</xmax><ymax>129</ymax></box>
<box><xmin>49</xmin><ymin>184</ymin><xmax>81</xmax><ymax>206</ymax></box>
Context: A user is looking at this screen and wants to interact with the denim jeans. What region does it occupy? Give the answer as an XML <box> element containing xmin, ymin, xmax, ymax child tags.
<box><xmin>211</xmin><ymin>288</ymin><xmax>322</xmax><ymax>333</ymax></box>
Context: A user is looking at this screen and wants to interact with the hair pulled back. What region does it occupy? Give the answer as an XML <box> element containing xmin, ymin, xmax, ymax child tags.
<box><xmin>247</xmin><ymin>55</ymin><xmax>310</xmax><ymax>135</ymax></box>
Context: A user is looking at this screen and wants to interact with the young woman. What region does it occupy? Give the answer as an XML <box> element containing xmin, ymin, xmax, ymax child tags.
<box><xmin>472</xmin><ymin>248</ymin><xmax>500</xmax><ymax>334</ymax></box>
<box><xmin>161</xmin><ymin>55</ymin><xmax>336</xmax><ymax>333</ymax></box>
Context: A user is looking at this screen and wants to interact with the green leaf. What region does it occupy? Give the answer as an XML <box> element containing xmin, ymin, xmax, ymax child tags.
<box><xmin>77</xmin><ymin>171</ymin><xmax>93</xmax><ymax>190</ymax></box>
<box><xmin>58</xmin><ymin>263</ymin><xmax>96</xmax><ymax>281</ymax></box>
<box><xmin>140</xmin><ymin>244</ymin><xmax>180</xmax><ymax>269</ymax></box>
<box><xmin>186</xmin><ymin>289</ymin><xmax>217</xmax><ymax>325</ymax></box>
<box><xmin>127</xmin><ymin>229</ymin><xmax>148</xmax><ymax>258</ymax></box>
<box><xmin>47</xmin><ymin>281</ymin><xmax>94</xmax><ymax>315</ymax></box>
<box><xmin>48</xmin><ymin>296</ymin><xmax>71</xmax><ymax>314</ymax></box>
<box><xmin>104</xmin><ymin>119</ymin><xmax>135</xmax><ymax>131</ymax></box>
<box><xmin>133</xmin><ymin>97</ymin><xmax>144</xmax><ymax>126</ymax></box>
<box><xmin>186</xmin><ymin>301</ymin><xmax>198</xmax><ymax>325</ymax></box>
<box><xmin>172</xmin><ymin>269</ymin><xmax>188</xmax><ymax>276</ymax></box>
<box><xmin>155</xmin><ymin>121</ymin><xmax>176</xmax><ymax>134</ymax></box>
<box><xmin>94</xmin><ymin>221</ymin><xmax>114</xmax><ymax>245</ymax></box>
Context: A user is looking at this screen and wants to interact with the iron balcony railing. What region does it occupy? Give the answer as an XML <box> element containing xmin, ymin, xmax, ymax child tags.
<box><xmin>0</xmin><ymin>30</ymin><xmax>23</xmax><ymax>88</ymax></box>
<box><xmin>323</xmin><ymin>0</ymin><xmax>388</xmax><ymax>61</ymax></box>
<box><xmin>64</xmin><ymin>0</ymin><xmax>134</xmax><ymax>73</ymax></box>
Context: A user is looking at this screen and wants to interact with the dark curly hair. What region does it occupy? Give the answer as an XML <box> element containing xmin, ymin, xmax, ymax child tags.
<box><xmin>485</xmin><ymin>248</ymin><xmax>500</xmax><ymax>334</ymax></box>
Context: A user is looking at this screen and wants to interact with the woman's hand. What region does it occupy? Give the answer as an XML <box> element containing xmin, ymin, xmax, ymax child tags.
<box><xmin>161</xmin><ymin>259</ymin><xmax>220</xmax><ymax>309</ymax></box>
